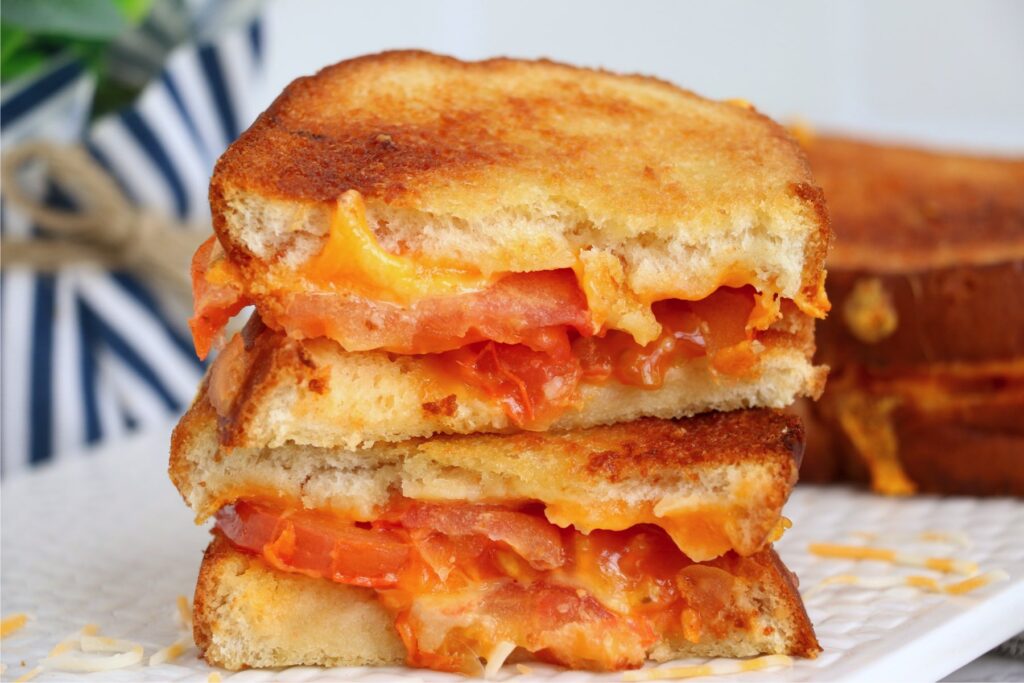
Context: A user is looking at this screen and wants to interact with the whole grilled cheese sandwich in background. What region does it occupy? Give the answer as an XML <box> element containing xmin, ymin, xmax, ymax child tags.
<box><xmin>191</xmin><ymin>50</ymin><xmax>830</xmax><ymax>440</ymax></box>
<box><xmin>170</xmin><ymin>51</ymin><xmax>826</xmax><ymax>675</ymax></box>
<box><xmin>797</xmin><ymin>132</ymin><xmax>1024</xmax><ymax>495</ymax></box>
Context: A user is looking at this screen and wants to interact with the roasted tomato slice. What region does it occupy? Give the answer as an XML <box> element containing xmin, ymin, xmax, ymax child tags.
<box><xmin>439</xmin><ymin>328</ymin><xmax>582</xmax><ymax>428</ymax></box>
<box><xmin>215</xmin><ymin>500</ymin><xmax>568</xmax><ymax>587</ymax></box>
<box><xmin>398</xmin><ymin>502</ymin><xmax>565</xmax><ymax>571</ymax></box>
<box><xmin>215</xmin><ymin>500</ymin><xmax>409</xmax><ymax>587</ymax></box>
<box><xmin>189</xmin><ymin>236</ymin><xmax>249</xmax><ymax>360</ymax></box>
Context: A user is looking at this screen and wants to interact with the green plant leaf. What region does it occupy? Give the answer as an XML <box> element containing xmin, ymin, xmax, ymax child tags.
<box><xmin>0</xmin><ymin>26</ymin><xmax>47</xmax><ymax>82</ymax></box>
<box><xmin>1</xmin><ymin>0</ymin><xmax>129</xmax><ymax>39</ymax></box>
<box><xmin>1</xmin><ymin>24</ymin><xmax>29</xmax><ymax>62</ymax></box>
<box><xmin>112</xmin><ymin>0</ymin><xmax>153</xmax><ymax>24</ymax></box>
<box><xmin>1</xmin><ymin>49</ymin><xmax>49</xmax><ymax>83</ymax></box>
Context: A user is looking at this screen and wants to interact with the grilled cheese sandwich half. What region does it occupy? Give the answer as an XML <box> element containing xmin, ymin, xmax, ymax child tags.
<box><xmin>193</xmin><ymin>51</ymin><xmax>830</xmax><ymax>363</ymax></box>
<box><xmin>194</xmin><ymin>536</ymin><xmax>819</xmax><ymax>673</ymax></box>
<box><xmin>171</xmin><ymin>393</ymin><xmax>804</xmax><ymax>563</ymax></box>
<box><xmin>172</xmin><ymin>399</ymin><xmax>817</xmax><ymax>672</ymax></box>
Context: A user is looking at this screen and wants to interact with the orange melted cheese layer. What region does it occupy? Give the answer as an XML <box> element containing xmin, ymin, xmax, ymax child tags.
<box><xmin>304</xmin><ymin>190</ymin><xmax>495</xmax><ymax>302</ymax></box>
<box><xmin>201</xmin><ymin>491</ymin><xmax>769</xmax><ymax>564</ymax></box>
<box><xmin>217</xmin><ymin>499</ymin><xmax>775</xmax><ymax>673</ymax></box>
<box><xmin>543</xmin><ymin>500</ymin><xmax>777</xmax><ymax>563</ymax></box>
<box><xmin>280</xmin><ymin>191</ymin><xmax>787</xmax><ymax>342</ymax></box>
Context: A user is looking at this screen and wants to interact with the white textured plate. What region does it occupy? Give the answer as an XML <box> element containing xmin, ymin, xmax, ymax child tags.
<box><xmin>2</xmin><ymin>423</ymin><xmax>1023</xmax><ymax>682</ymax></box>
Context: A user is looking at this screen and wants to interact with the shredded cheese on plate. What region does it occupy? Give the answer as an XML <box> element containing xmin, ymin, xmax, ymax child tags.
<box><xmin>623</xmin><ymin>655</ymin><xmax>793</xmax><ymax>681</ymax></box>
<box><xmin>36</xmin><ymin>624</ymin><xmax>145</xmax><ymax>674</ymax></box>
<box><xmin>808</xmin><ymin>543</ymin><xmax>978</xmax><ymax>575</ymax></box>
<box><xmin>176</xmin><ymin>594</ymin><xmax>193</xmax><ymax>628</ymax></box>
<box><xmin>149</xmin><ymin>637</ymin><xmax>192</xmax><ymax>666</ymax></box>
<box><xmin>810</xmin><ymin>569</ymin><xmax>1008</xmax><ymax>597</ymax></box>
<box><xmin>14</xmin><ymin>666</ymin><xmax>42</xmax><ymax>682</ymax></box>
<box><xmin>851</xmin><ymin>530</ymin><xmax>971</xmax><ymax>548</ymax></box>
<box><xmin>1</xmin><ymin>613</ymin><xmax>30</xmax><ymax>638</ymax></box>
<box><xmin>48</xmin><ymin>624</ymin><xmax>99</xmax><ymax>657</ymax></box>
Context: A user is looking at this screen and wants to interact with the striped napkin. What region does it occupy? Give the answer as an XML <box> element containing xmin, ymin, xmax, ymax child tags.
<box><xmin>1</xmin><ymin>12</ymin><xmax>263</xmax><ymax>475</ymax></box>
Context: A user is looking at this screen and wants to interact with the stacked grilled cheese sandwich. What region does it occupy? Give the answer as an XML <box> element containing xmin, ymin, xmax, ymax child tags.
<box><xmin>797</xmin><ymin>133</ymin><xmax>1024</xmax><ymax>496</ymax></box>
<box><xmin>170</xmin><ymin>51</ymin><xmax>827</xmax><ymax>674</ymax></box>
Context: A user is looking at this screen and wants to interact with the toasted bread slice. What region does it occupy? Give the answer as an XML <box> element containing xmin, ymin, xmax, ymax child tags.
<box><xmin>172</xmin><ymin>396</ymin><xmax>802</xmax><ymax>562</ymax></box>
<box><xmin>195</xmin><ymin>537</ymin><xmax>819</xmax><ymax>671</ymax></box>
<box><xmin>194</xmin><ymin>537</ymin><xmax>404</xmax><ymax>669</ymax></box>
<box><xmin>802</xmin><ymin>135</ymin><xmax>1024</xmax><ymax>368</ymax></box>
<box><xmin>805</xmin><ymin>132</ymin><xmax>1024</xmax><ymax>366</ymax></box>
<box><xmin>817</xmin><ymin>261</ymin><xmax>1024</xmax><ymax>368</ymax></box>
<box><xmin>802</xmin><ymin>134</ymin><xmax>1024</xmax><ymax>273</ymax></box>
<box><xmin>806</xmin><ymin>361</ymin><xmax>1024</xmax><ymax>496</ymax></box>
<box><xmin>204</xmin><ymin>50</ymin><xmax>829</xmax><ymax>354</ymax></box>
<box><xmin>195</xmin><ymin>307</ymin><xmax>823</xmax><ymax>452</ymax></box>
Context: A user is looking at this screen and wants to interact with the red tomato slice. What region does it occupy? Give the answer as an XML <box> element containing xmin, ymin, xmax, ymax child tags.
<box><xmin>399</xmin><ymin>502</ymin><xmax>565</xmax><ymax>571</ymax></box>
<box><xmin>191</xmin><ymin>254</ymin><xmax>593</xmax><ymax>358</ymax></box>
<box><xmin>215</xmin><ymin>500</ymin><xmax>567</xmax><ymax>587</ymax></box>
<box><xmin>441</xmin><ymin>337</ymin><xmax>583</xmax><ymax>428</ymax></box>
<box><xmin>435</xmin><ymin>286</ymin><xmax>757</xmax><ymax>426</ymax></box>
<box><xmin>392</xmin><ymin>580</ymin><xmax>654</xmax><ymax>672</ymax></box>
<box><xmin>215</xmin><ymin>501</ymin><xmax>409</xmax><ymax>587</ymax></box>
<box><xmin>189</xmin><ymin>236</ymin><xmax>249</xmax><ymax>360</ymax></box>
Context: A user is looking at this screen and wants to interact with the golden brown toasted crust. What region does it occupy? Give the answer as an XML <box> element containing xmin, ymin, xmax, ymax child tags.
<box><xmin>699</xmin><ymin>548</ymin><xmax>821</xmax><ymax>660</ymax></box>
<box><xmin>172</xmin><ymin>394</ymin><xmax>803</xmax><ymax>561</ymax></box>
<box><xmin>210</xmin><ymin>50</ymin><xmax>830</xmax><ymax>316</ymax></box>
<box><xmin>804</xmin><ymin>134</ymin><xmax>1024</xmax><ymax>271</ymax></box>
<box><xmin>817</xmin><ymin>262</ymin><xmax>1024</xmax><ymax>368</ymax></box>
<box><xmin>194</xmin><ymin>537</ymin><xmax>819</xmax><ymax>671</ymax></box>
<box><xmin>217</xmin><ymin>51</ymin><xmax>804</xmax><ymax>208</ymax></box>
<box><xmin>805</xmin><ymin>362</ymin><xmax>1024</xmax><ymax>495</ymax></box>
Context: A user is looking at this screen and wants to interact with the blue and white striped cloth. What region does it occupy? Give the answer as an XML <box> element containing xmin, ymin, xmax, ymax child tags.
<box><xmin>0</xmin><ymin>17</ymin><xmax>264</xmax><ymax>475</ymax></box>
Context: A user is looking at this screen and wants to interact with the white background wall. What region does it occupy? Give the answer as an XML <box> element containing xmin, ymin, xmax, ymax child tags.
<box><xmin>259</xmin><ymin>0</ymin><xmax>1024</xmax><ymax>153</ymax></box>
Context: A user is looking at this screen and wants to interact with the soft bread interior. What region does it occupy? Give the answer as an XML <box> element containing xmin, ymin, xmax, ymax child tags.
<box><xmin>194</xmin><ymin>537</ymin><xmax>404</xmax><ymax>670</ymax></box>
<box><xmin>208</xmin><ymin>314</ymin><xmax>824</xmax><ymax>452</ymax></box>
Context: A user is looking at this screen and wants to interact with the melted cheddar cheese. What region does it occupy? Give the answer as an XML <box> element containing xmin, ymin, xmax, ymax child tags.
<box><xmin>544</xmin><ymin>500</ymin><xmax>742</xmax><ymax>563</ymax></box>
<box><xmin>236</xmin><ymin>191</ymin><xmax>789</xmax><ymax>342</ymax></box>
<box><xmin>305</xmin><ymin>190</ymin><xmax>495</xmax><ymax>302</ymax></box>
<box><xmin>216</xmin><ymin>498</ymin><xmax>774</xmax><ymax>674</ymax></box>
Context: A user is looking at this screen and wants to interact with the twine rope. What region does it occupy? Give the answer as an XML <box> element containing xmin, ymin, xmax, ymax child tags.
<box><xmin>0</xmin><ymin>141</ymin><xmax>204</xmax><ymax>299</ymax></box>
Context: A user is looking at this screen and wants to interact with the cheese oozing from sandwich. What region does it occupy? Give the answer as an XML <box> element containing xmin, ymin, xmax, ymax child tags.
<box><xmin>190</xmin><ymin>191</ymin><xmax>802</xmax><ymax>362</ymax></box>
<box><xmin>213</xmin><ymin>498</ymin><xmax>796</xmax><ymax>673</ymax></box>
